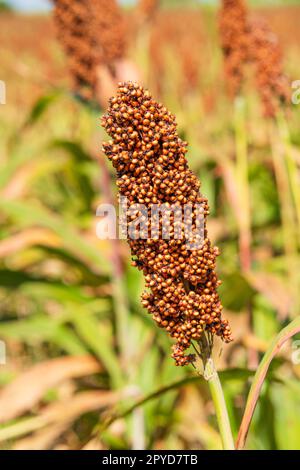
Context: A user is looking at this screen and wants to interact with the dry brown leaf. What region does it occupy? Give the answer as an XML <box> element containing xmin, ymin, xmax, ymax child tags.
<box><xmin>42</xmin><ymin>391</ymin><xmax>116</xmax><ymax>422</ymax></box>
<box><xmin>0</xmin><ymin>356</ymin><xmax>101</xmax><ymax>423</ymax></box>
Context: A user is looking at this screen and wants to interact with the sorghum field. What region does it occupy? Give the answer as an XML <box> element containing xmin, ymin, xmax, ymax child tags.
<box><xmin>0</xmin><ymin>0</ymin><xmax>300</xmax><ymax>451</ymax></box>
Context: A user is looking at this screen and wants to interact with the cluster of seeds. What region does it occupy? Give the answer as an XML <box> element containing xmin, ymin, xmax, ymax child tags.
<box><xmin>101</xmin><ymin>82</ymin><xmax>232</xmax><ymax>366</ymax></box>
<box><xmin>219</xmin><ymin>0</ymin><xmax>289</xmax><ymax>116</ymax></box>
<box><xmin>219</xmin><ymin>0</ymin><xmax>249</xmax><ymax>98</ymax></box>
<box><xmin>89</xmin><ymin>0</ymin><xmax>128</xmax><ymax>75</ymax></box>
<box><xmin>53</xmin><ymin>0</ymin><xmax>96</xmax><ymax>99</ymax></box>
<box><xmin>53</xmin><ymin>0</ymin><xmax>127</xmax><ymax>100</ymax></box>
<box><xmin>248</xmin><ymin>18</ymin><xmax>289</xmax><ymax>117</ymax></box>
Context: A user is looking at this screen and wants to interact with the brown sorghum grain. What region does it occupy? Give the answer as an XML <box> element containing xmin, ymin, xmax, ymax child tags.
<box><xmin>219</xmin><ymin>0</ymin><xmax>249</xmax><ymax>98</ymax></box>
<box><xmin>101</xmin><ymin>82</ymin><xmax>232</xmax><ymax>366</ymax></box>
<box><xmin>248</xmin><ymin>18</ymin><xmax>289</xmax><ymax>117</ymax></box>
<box><xmin>219</xmin><ymin>0</ymin><xmax>289</xmax><ymax>116</ymax></box>
<box><xmin>89</xmin><ymin>0</ymin><xmax>128</xmax><ymax>75</ymax></box>
<box><xmin>53</xmin><ymin>0</ymin><xmax>96</xmax><ymax>99</ymax></box>
<box><xmin>53</xmin><ymin>0</ymin><xmax>127</xmax><ymax>100</ymax></box>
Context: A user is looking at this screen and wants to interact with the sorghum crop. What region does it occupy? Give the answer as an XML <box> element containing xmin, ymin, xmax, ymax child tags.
<box><xmin>89</xmin><ymin>0</ymin><xmax>127</xmax><ymax>75</ymax></box>
<box><xmin>101</xmin><ymin>82</ymin><xmax>232</xmax><ymax>366</ymax></box>
<box><xmin>219</xmin><ymin>0</ymin><xmax>289</xmax><ymax>116</ymax></box>
<box><xmin>53</xmin><ymin>0</ymin><xmax>127</xmax><ymax>100</ymax></box>
<box><xmin>219</xmin><ymin>0</ymin><xmax>249</xmax><ymax>97</ymax></box>
<box><xmin>53</xmin><ymin>0</ymin><xmax>96</xmax><ymax>99</ymax></box>
<box><xmin>248</xmin><ymin>18</ymin><xmax>289</xmax><ymax>117</ymax></box>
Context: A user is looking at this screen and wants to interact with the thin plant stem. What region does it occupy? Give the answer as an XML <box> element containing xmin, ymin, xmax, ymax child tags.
<box><xmin>193</xmin><ymin>335</ymin><xmax>235</xmax><ymax>450</ymax></box>
<box><xmin>276</xmin><ymin>111</ymin><xmax>300</xmax><ymax>246</ymax></box>
<box><xmin>268</xmin><ymin>120</ymin><xmax>299</xmax><ymax>316</ymax></box>
<box><xmin>207</xmin><ymin>364</ymin><xmax>235</xmax><ymax>450</ymax></box>
<box><xmin>233</xmin><ymin>97</ymin><xmax>257</xmax><ymax>368</ymax></box>
<box><xmin>269</xmin><ymin>121</ymin><xmax>298</xmax><ymax>260</ymax></box>
<box><xmin>234</xmin><ymin>96</ymin><xmax>251</xmax><ymax>273</ymax></box>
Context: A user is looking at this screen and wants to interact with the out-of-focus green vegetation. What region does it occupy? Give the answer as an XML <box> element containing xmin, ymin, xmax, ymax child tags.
<box><xmin>0</xmin><ymin>2</ymin><xmax>300</xmax><ymax>450</ymax></box>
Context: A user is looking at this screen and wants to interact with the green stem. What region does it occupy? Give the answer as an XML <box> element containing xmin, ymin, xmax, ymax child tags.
<box><xmin>195</xmin><ymin>336</ymin><xmax>235</xmax><ymax>450</ymax></box>
<box><xmin>206</xmin><ymin>361</ymin><xmax>235</xmax><ymax>450</ymax></box>
<box><xmin>269</xmin><ymin>121</ymin><xmax>298</xmax><ymax>260</ymax></box>
<box><xmin>276</xmin><ymin>111</ymin><xmax>300</xmax><ymax>247</ymax></box>
<box><xmin>269</xmin><ymin>121</ymin><xmax>299</xmax><ymax>316</ymax></box>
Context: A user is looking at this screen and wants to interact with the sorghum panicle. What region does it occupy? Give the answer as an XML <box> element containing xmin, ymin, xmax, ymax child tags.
<box><xmin>219</xmin><ymin>0</ymin><xmax>289</xmax><ymax>117</ymax></box>
<box><xmin>53</xmin><ymin>0</ymin><xmax>96</xmax><ymax>99</ymax></box>
<box><xmin>53</xmin><ymin>0</ymin><xmax>127</xmax><ymax>99</ymax></box>
<box><xmin>248</xmin><ymin>18</ymin><xmax>289</xmax><ymax>117</ymax></box>
<box><xmin>219</xmin><ymin>0</ymin><xmax>249</xmax><ymax>97</ymax></box>
<box><xmin>101</xmin><ymin>82</ymin><xmax>232</xmax><ymax>366</ymax></box>
<box><xmin>89</xmin><ymin>0</ymin><xmax>128</xmax><ymax>75</ymax></box>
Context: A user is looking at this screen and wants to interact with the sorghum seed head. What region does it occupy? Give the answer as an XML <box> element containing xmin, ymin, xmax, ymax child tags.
<box><xmin>101</xmin><ymin>82</ymin><xmax>233</xmax><ymax>366</ymax></box>
<box><xmin>248</xmin><ymin>18</ymin><xmax>289</xmax><ymax>117</ymax></box>
<box><xmin>53</xmin><ymin>0</ymin><xmax>127</xmax><ymax>100</ymax></box>
<box><xmin>219</xmin><ymin>0</ymin><xmax>249</xmax><ymax>98</ymax></box>
<box><xmin>219</xmin><ymin>0</ymin><xmax>289</xmax><ymax>117</ymax></box>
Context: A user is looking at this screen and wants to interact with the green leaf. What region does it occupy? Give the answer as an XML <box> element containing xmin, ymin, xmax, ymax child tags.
<box><xmin>0</xmin><ymin>199</ymin><xmax>110</xmax><ymax>275</ymax></box>
<box><xmin>0</xmin><ymin>315</ymin><xmax>87</xmax><ymax>356</ymax></box>
<box><xmin>69</xmin><ymin>306</ymin><xmax>124</xmax><ymax>389</ymax></box>
<box><xmin>219</xmin><ymin>272</ymin><xmax>255</xmax><ymax>311</ymax></box>
<box><xmin>271</xmin><ymin>379</ymin><xmax>300</xmax><ymax>450</ymax></box>
<box><xmin>23</xmin><ymin>91</ymin><xmax>62</xmax><ymax>128</ymax></box>
<box><xmin>237</xmin><ymin>316</ymin><xmax>300</xmax><ymax>449</ymax></box>
<box><xmin>48</xmin><ymin>139</ymin><xmax>91</xmax><ymax>162</ymax></box>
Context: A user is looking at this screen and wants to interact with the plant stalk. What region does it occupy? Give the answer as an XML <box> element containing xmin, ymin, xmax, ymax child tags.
<box><xmin>206</xmin><ymin>361</ymin><xmax>235</xmax><ymax>450</ymax></box>
<box><xmin>277</xmin><ymin>111</ymin><xmax>300</xmax><ymax>245</ymax></box>
<box><xmin>194</xmin><ymin>336</ymin><xmax>235</xmax><ymax>450</ymax></box>
<box><xmin>234</xmin><ymin>97</ymin><xmax>258</xmax><ymax>368</ymax></box>
<box><xmin>234</xmin><ymin>96</ymin><xmax>251</xmax><ymax>273</ymax></box>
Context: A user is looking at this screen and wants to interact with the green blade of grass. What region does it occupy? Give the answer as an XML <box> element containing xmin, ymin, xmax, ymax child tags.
<box><xmin>237</xmin><ymin>316</ymin><xmax>300</xmax><ymax>449</ymax></box>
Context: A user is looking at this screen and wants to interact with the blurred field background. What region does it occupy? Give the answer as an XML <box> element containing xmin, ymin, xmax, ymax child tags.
<box><xmin>0</xmin><ymin>0</ymin><xmax>300</xmax><ymax>450</ymax></box>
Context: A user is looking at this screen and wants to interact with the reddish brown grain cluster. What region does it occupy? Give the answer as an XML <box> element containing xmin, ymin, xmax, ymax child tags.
<box><xmin>248</xmin><ymin>18</ymin><xmax>289</xmax><ymax>117</ymax></box>
<box><xmin>53</xmin><ymin>0</ymin><xmax>96</xmax><ymax>99</ymax></box>
<box><xmin>101</xmin><ymin>82</ymin><xmax>232</xmax><ymax>366</ymax></box>
<box><xmin>219</xmin><ymin>0</ymin><xmax>249</xmax><ymax>98</ymax></box>
<box><xmin>53</xmin><ymin>0</ymin><xmax>127</xmax><ymax>100</ymax></box>
<box><xmin>89</xmin><ymin>0</ymin><xmax>128</xmax><ymax>74</ymax></box>
<box><xmin>219</xmin><ymin>0</ymin><xmax>289</xmax><ymax>116</ymax></box>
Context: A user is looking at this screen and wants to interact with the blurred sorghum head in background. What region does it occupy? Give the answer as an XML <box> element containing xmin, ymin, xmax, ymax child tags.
<box><xmin>219</xmin><ymin>0</ymin><xmax>289</xmax><ymax>117</ymax></box>
<box><xmin>53</xmin><ymin>0</ymin><xmax>128</xmax><ymax>101</ymax></box>
<box><xmin>101</xmin><ymin>82</ymin><xmax>232</xmax><ymax>366</ymax></box>
<box><xmin>219</xmin><ymin>0</ymin><xmax>249</xmax><ymax>98</ymax></box>
<box><xmin>53</xmin><ymin>0</ymin><xmax>96</xmax><ymax>100</ymax></box>
<box><xmin>248</xmin><ymin>18</ymin><xmax>289</xmax><ymax>117</ymax></box>
<box><xmin>89</xmin><ymin>0</ymin><xmax>128</xmax><ymax>76</ymax></box>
